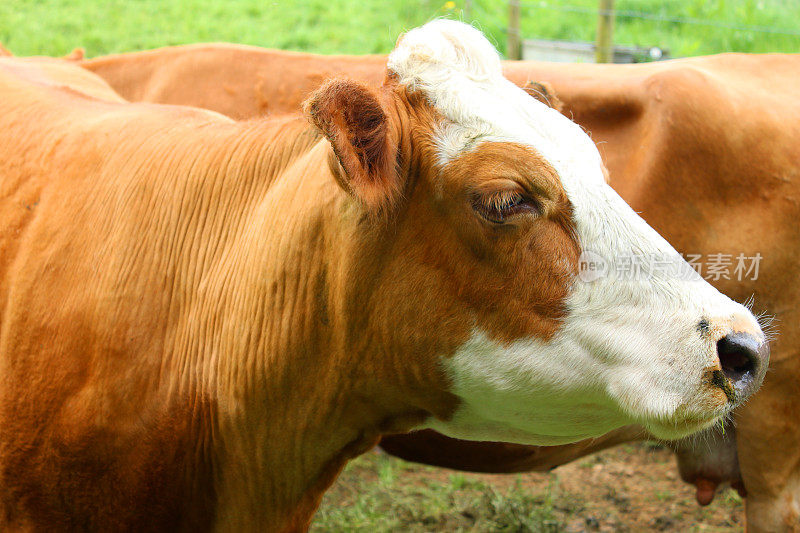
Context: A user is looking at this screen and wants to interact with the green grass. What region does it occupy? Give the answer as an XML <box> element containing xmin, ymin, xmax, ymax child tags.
<box><xmin>2</xmin><ymin>0</ymin><xmax>799</xmax><ymax>59</ymax></box>
<box><xmin>311</xmin><ymin>452</ymin><xmax>567</xmax><ymax>532</ymax></box>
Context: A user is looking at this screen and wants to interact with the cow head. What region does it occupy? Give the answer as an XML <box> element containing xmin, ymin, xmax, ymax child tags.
<box><xmin>305</xmin><ymin>20</ymin><xmax>768</xmax><ymax>445</ymax></box>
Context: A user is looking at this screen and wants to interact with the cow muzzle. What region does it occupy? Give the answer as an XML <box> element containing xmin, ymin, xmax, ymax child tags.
<box><xmin>713</xmin><ymin>331</ymin><xmax>769</xmax><ymax>403</ymax></box>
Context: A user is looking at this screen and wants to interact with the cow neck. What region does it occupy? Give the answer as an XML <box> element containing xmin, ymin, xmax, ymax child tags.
<box><xmin>163</xmin><ymin>114</ymin><xmax>428</xmax><ymax>530</ymax></box>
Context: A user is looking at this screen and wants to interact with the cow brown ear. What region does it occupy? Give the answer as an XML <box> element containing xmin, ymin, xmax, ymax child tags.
<box><xmin>304</xmin><ymin>78</ymin><xmax>400</xmax><ymax>211</ymax></box>
<box><xmin>523</xmin><ymin>81</ymin><xmax>564</xmax><ymax>114</ymax></box>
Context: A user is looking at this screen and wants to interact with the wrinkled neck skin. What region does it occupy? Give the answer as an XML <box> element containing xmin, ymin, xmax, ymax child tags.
<box><xmin>164</xmin><ymin>117</ymin><xmax>425</xmax><ymax>531</ymax></box>
<box><xmin>4</xmin><ymin>85</ymin><xmax>430</xmax><ymax>530</ymax></box>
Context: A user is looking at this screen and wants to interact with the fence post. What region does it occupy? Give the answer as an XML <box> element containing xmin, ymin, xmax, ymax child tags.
<box><xmin>507</xmin><ymin>0</ymin><xmax>521</xmax><ymax>60</ymax></box>
<box><xmin>595</xmin><ymin>0</ymin><xmax>615</xmax><ymax>63</ymax></box>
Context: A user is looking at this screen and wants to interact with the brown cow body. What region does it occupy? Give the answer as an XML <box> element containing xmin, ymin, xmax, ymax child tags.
<box><xmin>83</xmin><ymin>43</ymin><xmax>386</xmax><ymax>120</ymax></box>
<box><xmin>83</xmin><ymin>46</ymin><xmax>800</xmax><ymax>530</ymax></box>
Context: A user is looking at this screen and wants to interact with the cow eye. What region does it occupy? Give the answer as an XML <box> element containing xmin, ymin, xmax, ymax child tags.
<box><xmin>472</xmin><ymin>190</ymin><xmax>540</xmax><ymax>224</ymax></box>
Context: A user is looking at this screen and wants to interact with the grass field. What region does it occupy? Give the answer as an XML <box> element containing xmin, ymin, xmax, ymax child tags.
<box><xmin>2</xmin><ymin>0</ymin><xmax>799</xmax><ymax>59</ymax></box>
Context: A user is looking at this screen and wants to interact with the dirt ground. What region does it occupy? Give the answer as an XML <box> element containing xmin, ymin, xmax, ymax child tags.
<box><xmin>313</xmin><ymin>442</ymin><xmax>744</xmax><ymax>532</ymax></box>
<box><xmin>512</xmin><ymin>442</ymin><xmax>743</xmax><ymax>532</ymax></box>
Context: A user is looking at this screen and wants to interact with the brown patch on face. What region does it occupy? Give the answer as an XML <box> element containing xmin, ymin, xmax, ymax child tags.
<box><xmin>435</xmin><ymin>142</ymin><xmax>580</xmax><ymax>343</ymax></box>
<box><xmin>370</xmin><ymin>134</ymin><xmax>580</xmax><ymax>367</ymax></box>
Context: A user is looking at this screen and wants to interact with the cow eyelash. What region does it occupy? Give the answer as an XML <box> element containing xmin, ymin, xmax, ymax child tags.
<box><xmin>472</xmin><ymin>190</ymin><xmax>540</xmax><ymax>224</ymax></box>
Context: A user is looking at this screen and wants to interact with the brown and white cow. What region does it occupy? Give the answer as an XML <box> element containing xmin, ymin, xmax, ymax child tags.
<box><xmin>0</xmin><ymin>21</ymin><xmax>768</xmax><ymax>531</ymax></box>
<box><xmin>80</xmin><ymin>43</ymin><xmax>800</xmax><ymax>530</ymax></box>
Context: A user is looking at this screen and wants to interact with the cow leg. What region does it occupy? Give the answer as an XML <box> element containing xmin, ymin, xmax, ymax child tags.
<box><xmin>737</xmin><ymin>337</ymin><xmax>800</xmax><ymax>532</ymax></box>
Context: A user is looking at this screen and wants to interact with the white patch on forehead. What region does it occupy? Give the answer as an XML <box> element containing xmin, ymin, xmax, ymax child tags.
<box><xmin>432</xmin><ymin>122</ymin><xmax>495</xmax><ymax>167</ymax></box>
<box><xmin>387</xmin><ymin>19</ymin><xmax>604</xmax><ymax>187</ymax></box>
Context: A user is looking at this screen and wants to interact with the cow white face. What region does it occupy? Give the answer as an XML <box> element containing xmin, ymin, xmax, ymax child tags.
<box><xmin>383</xmin><ymin>20</ymin><xmax>768</xmax><ymax>444</ymax></box>
<box><xmin>306</xmin><ymin>20</ymin><xmax>768</xmax><ymax>447</ymax></box>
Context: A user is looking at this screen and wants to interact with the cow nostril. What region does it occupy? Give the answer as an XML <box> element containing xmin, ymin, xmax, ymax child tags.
<box><xmin>716</xmin><ymin>333</ymin><xmax>757</xmax><ymax>384</ymax></box>
<box><xmin>719</xmin><ymin>350</ymin><xmax>751</xmax><ymax>382</ymax></box>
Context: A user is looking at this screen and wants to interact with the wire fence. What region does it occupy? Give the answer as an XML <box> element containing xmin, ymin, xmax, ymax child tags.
<box><xmin>523</xmin><ymin>1</ymin><xmax>800</xmax><ymax>37</ymax></box>
<box><xmin>450</xmin><ymin>0</ymin><xmax>800</xmax><ymax>58</ymax></box>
